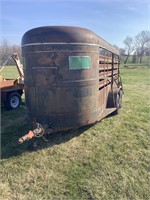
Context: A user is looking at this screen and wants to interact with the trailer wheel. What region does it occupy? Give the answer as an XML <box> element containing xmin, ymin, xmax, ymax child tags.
<box><xmin>4</xmin><ymin>92</ymin><xmax>21</xmax><ymax>110</ymax></box>
<box><xmin>119</xmin><ymin>90</ymin><xmax>123</xmax><ymax>109</ymax></box>
<box><xmin>114</xmin><ymin>90</ymin><xmax>122</xmax><ymax>115</ymax></box>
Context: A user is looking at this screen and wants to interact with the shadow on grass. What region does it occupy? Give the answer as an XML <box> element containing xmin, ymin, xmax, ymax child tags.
<box><xmin>1</xmin><ymin>103</ymin><xmax>115</xmax><ymax>159</ymax></box>
<box><xmin>1</xmin><ymin>109</ymin><xmax>93</xmax><ymax>159</ymax></box>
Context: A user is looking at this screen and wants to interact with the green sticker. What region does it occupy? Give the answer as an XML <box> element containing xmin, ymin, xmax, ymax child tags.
<box><xmin>69</xmin><ymin>56</ymin><xmax>91</xmax><ymax>70</ymax></box>
<box><xmin>22</xmin><ymin>57</ymin><xmax>26</xmax><ymax>69</ymax></box>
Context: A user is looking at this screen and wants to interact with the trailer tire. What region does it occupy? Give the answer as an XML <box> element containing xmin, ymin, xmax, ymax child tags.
<box><xmin>119</xmin><ymin>89</ymin><xmax>123</xmax><ymax>109</ymax></box>
<box><xmin>114</xmin><ymin>90</ymin><xmax>122</xmax><ymax>115</ymax></box>
<box><xmin>4</xmin><ymin>92</ymin><xmax>21</xmax><ymax>110</ymax></box>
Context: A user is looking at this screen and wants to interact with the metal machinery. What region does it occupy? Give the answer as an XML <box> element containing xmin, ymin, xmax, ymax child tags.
<box><xmin>0</xmin><ymin>53</ymin><xmax>24</xmax><ymax>110</ymax></box>
<box><xmin>18</xmin><ymin>26</ymin><xmax>123</xmax><ymax>143</ymax></box>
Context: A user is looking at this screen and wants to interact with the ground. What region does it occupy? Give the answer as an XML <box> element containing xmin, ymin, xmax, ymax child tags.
<box><xmin>0</xmin><ymin>67</ymin><xmax>149</xmax><ymax>200</ymax></box>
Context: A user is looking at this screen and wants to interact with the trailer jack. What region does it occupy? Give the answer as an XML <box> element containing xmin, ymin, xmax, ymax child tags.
<box><xmin>18</xmin><ymin>123</ymin><xmax>45</xmax><ymax>144</ymax></box>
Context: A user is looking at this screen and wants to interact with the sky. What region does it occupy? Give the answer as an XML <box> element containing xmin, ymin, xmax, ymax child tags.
<box><xmin>0</xmin><ymin>0</ymin><xmax>149</xmax><ymax>48</ymax></box>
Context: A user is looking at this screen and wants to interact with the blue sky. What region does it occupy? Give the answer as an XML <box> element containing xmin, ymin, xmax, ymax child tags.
<box><xmin>0</xmin><ymin>0</ymin><xmax>149</xmax><ymax>48</ymax></box>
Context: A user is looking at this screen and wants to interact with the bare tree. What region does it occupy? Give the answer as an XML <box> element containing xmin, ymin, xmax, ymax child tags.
<box><xmin>135</xmin><ymin>30</ymin><xmax>150</xmax><ymax>63</ymax></box>
<box><xmin>119</xmin><ymin>48</ymin><xmax>126</xmax><ymax>61</ymax></box>
<box><xmin>113</xmin><ymin>44</ymin><xmax>120</xmax><ymax>51</ymax></box>
<box><xmin>123</xmin><ymin>36</ymin><xmax>134</xmax><ymax>64</ymax></box>
<box><xmin>145</xmin><ymin>46</ymin><xmax>150</xmax><ymax>56</ymax></box>
<box><xmin>132</xmin><ymin>52</ymin><xmax>137</xmax><ymax>64</ymax></box>
<box><xmin>0</xmin><ymin>39</ymin><xmax>21</xmax><ymax>66</ymax></box>
<box><xmin>0</xmin><ymin>39</ymin><xmax>10</xmax><ymax>65</ymax></box>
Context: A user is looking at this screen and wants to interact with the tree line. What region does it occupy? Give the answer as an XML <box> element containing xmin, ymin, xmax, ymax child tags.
<box><xmin>119</xmin><ymin>30</ymin><xmax>150</xmax><ymax>64</ymax></box>
<box><xmin>0</xmin><ymin>30</ymin><xmax>150</xmax><ymax>66</ymax></box>
<box><xmin>0</xmin><ymin>40</ymin><xmax>21</xmax><ymax>66</ymax></box>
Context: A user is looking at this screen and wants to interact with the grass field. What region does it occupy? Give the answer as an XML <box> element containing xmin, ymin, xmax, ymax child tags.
<box><xmin>0</xmin><ymin>66</ymin><xmax>150</xmax><ymax>200</ymax></box>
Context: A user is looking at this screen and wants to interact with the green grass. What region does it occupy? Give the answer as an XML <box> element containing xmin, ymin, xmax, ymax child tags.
<box><xmin>0</xmin><ymin>65</ymin><xmax>20</xmax><ymax>79</ymax></box>
<box><xmin>0</xmin><ymin>67</ymin><xmax>150</xmax><ymax>200</ymax></box>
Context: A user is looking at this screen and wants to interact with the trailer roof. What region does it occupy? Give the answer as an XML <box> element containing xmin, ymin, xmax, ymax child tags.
<box><xmin>22</xmin><ymin>26</ymin><xmax>119</xmax><ymax>55</ymax></box>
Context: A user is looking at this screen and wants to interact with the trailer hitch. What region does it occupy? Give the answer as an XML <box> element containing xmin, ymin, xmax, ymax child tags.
<box><xmin>18</xmin><ymin>123</ymin><xmax>45</xmax><ymax>144</ymax></box>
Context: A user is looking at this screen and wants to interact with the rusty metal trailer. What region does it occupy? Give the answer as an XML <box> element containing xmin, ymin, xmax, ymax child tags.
<box><xmin>19</xmin><ymin>26</ymin><xmax>123</xmax><ymax>143</ymax></box>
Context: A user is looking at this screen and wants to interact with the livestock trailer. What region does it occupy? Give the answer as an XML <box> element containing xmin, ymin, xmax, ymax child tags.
<box><xmin>19</xmin><ymin>26</ymin><xmax>123</xmax><ymax>143</ymax></box>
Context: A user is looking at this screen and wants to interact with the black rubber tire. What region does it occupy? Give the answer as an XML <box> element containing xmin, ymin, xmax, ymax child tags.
<box><xmin>119</xmin><ymin>90</ymin><xmax>123</xmax><ymax>109</ymax></box>
<box><xmin>113</xmin><ymin>90</ymin><xmax>123</xmax><ymax>115</ymax></box>
<box><xmin>4</xmin><ymin>92</ymin><xmax>21</xmax><ymax>110</ymax></box>
<box><xmin>114</xmin><ymin>93</ymin><xmax>120</xmax><ymax>115</ymax></box>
